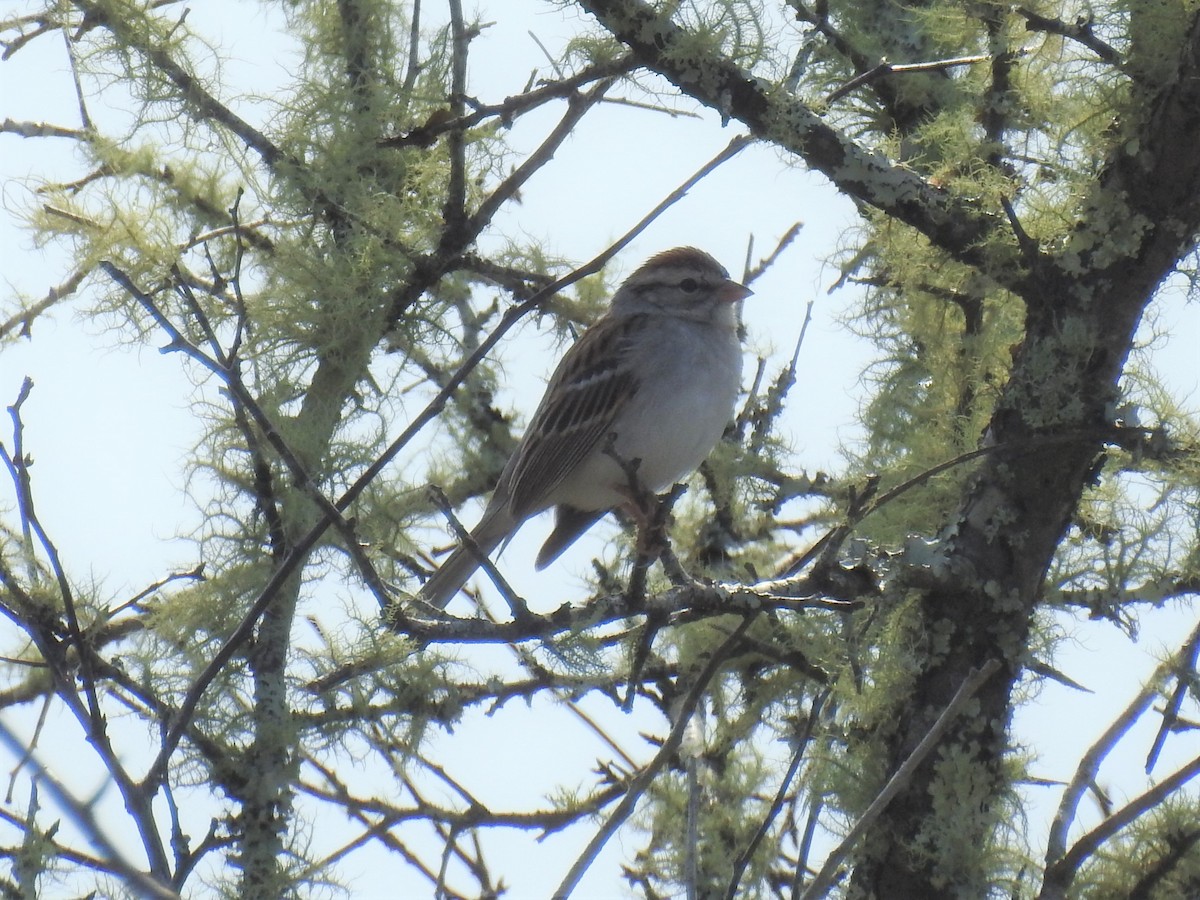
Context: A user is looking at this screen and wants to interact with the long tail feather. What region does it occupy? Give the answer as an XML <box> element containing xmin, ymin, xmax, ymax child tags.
<box><xmin>417</xmin><ymin>508</ymin><xmax>512</xmax><ymax>609</ymax></box>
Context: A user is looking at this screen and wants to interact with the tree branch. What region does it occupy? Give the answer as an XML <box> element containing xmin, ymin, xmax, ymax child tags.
<box><xmin>800</xmin><ymin>660</ymin><xmax>1002</xmax><ymax>899</ymax></box>
<box><xmin>1017</xmin><ymin>6</ymin><xmax>1121</xmax><ymax>64</ymax></box>
<box><xmin>577</xmin><ymin>0</ymin><xmax>1013</xmax><ymax>283</ymax></box>
<box><xmin>1044</xmin><ymin>618</ymin><xmax>1200</xmax><ymax>875</ymax></box>
<box><xmin>552</xmin><ymin>615</ymin><xmax>757</xmax><ymax>898</ymax></box>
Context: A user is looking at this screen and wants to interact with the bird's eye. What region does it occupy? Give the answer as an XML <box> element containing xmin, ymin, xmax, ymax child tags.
<box><xmin>679</xmin><ymin>277</ymin><xmax>699</xmax><ymax>293</ymax></box>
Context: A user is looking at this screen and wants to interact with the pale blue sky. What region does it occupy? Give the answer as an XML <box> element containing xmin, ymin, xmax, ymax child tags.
<box><xmin>2</xmin><ymin>1</ymin><xmax>1199</xmax><ymax>896</ymax></box>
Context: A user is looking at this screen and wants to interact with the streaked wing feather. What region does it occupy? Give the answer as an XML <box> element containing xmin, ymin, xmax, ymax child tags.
<box><xmin>506</xmin><ymin>316</ymin><xmax>642</xmax><ymax>519</ymax></box>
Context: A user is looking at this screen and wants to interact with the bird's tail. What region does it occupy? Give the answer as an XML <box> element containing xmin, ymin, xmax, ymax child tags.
<box><xmin>417</xmin><ymin>508</ymin><xmax>511</xmax><ymax>609</ymax></box>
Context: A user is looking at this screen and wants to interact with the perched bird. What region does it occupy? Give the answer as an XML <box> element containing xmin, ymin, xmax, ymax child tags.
<box><xmin>418</xmin><ymin>247</ymin><xmax>751</xmax><ymax>608</ymax></box>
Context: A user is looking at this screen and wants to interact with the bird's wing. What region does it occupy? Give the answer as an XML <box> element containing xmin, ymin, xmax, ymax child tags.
<box><xmin>504</xmin><ymin>314</ymin><xmax>643</xmax><ymax>520</ymax></box>
<box><xmin>535</xmin><ymin>505</ymin><xmax>607</xmax><ymax>570</ymax></box>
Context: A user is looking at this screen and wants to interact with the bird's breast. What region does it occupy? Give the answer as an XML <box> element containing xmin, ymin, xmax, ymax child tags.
<box><xmin>552</xmin><ymin>319</ymin><xmax>742</xmax><ymax>510</ymax></box>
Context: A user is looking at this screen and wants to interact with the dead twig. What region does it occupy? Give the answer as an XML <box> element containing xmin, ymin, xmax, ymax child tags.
<box><xmin>800</xmin><ymin>659</ymin><xmax>1001</xmax><ymax>899</ymax></box>
<box><xmin>826</xmin><ymin>54</ymin><xmax>992</xmax><ymax>104</ymax></box>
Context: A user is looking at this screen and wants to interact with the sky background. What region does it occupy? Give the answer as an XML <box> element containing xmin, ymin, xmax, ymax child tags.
<box><xmin>2</xmin><ymin>1</ymin><xmax>1200</xmax><ymax>896</ymax></box>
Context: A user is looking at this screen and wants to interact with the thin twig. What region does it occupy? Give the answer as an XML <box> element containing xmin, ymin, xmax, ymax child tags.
<box><xmin>0</xmin><ymin>720</ymin><xmax>180</xmax><ymax>899</ymax></box>
<box><xmin>1046</xmin><ymin>618</ymin><xmax>1200</xmax><ymax>870</ymax></box>
<box><xmin>826</xmin><ymin>54</ymin><xmax>991</xmax><ymax>104</ymax></box>
<box><xmin>103</xmin><ymin>564</ymin><xmax>206</xmax><ymax>620</ymax></box>
<box><xmin>1040</xmin><ymin>752</ymin><xmax>1200</xmax><ymax>900</ymax></box>
<box><xmin>552</xmin><ymin>615</ymin><xmax>756</xmax><ymax>898</ymax></box>
<box><xmin>382</xmin><ymin>56</ymin><xmax>635</xmax><ymax>149</ymax></box>
<box><xmin>425</xmin><ymin>485</ymin><xmax>531</xmax><ymax>621</ymax></box>
<box><xmin>800</xmin><ymin>659</ymin><xmax>1001</xmax><ymax>899</ymax></box>
<box><xmin>459</xmin><ymin>76</ymin><xmax>618</xmax><ymax>249</ymax></box>
<box><xmin>0</xmin><ymin>268</ymin><xmax>88</xmax><ymax>339</ymax></box>
<box><xmin>4</xmin><ymin>692</ymin><xmax>52</xmax><ymax>802</ymax></box>
<box><xmin>1017</xmin><ymin>6</ymin><xmax>1120</xmax><ymax>64</ymax></box>
<box><xmin>1144</xmin><ymin>632</ymin><xmax>1200</xmax><ymax>774</ymax></box>
<box><xmin>60</xmin><ymin>21</ymin><xmax>92</xmax><ymax>131</ymax></box>
<box><xmin>5</xmin><ymin>382</ymin><xmax>89</xmax><ymax>689</ymax></box>
<box><xmin>744</xmin><ymin>222</ymin><xmax>804</xmax><ymax>284</ymax></box>
<box><xmin>792</xmin><ymin>733</ymin><xmax>832</xmax><ymax>897</ymax></box>
<box><xmin>726</xmin><ymin>688</ymin><xmax>831</xmax><ymax>898</ymax></box>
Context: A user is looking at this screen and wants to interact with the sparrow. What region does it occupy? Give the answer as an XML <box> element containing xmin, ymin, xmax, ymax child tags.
<box><xmin>418</xmin><ymin>247</ymin><xmax>750</xmax><ymax>608</ymax></box>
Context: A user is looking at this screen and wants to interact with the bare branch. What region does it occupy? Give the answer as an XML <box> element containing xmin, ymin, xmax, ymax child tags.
<box><xmin>0</xmin><ymin>720</ymin><xmax>180</xmax><ymax>899</ymax></box>
<box><xmin>553</xmin><ymin>615</ymin><xmax>757</xmax><ymax>898</ymax></box>
<box><xmin>1051</xmin><ymin>575</ymin><xmax>1200</xmax><ymax>614</ymax></box>
<box><xmin>1017</xmin><ymin>6</ymin><xmax>1121</xmax><ymax>64</ymax></box>
<box><xmin>826</xmin><ymin>53</ymin><xmax>992</xmax><ymax>104</ymax></box>
<box><xmin>0</xmin><ymin>118</ymin><xmax>83</xmax><ymax>138</ymax></box>
<box><xmin>381</xmin><ymin>55</ymin><xmax>636</xmax><ymax>149</ymax></box>
<box><xmin>800</xmin><ymin>660</ymin><xmax>1002</xmax><ymax>899</ymax></box>
<box><xmin>1040</xmin><ymin>752</ymin><xmax>1200</xmax><ymax>899</ymax></box>
<box><xmin>726</xmin><ymin>688</ymin><xmax>832</xmax><ymax>898</ymax></box>
<box><xmin>1045</xmin><ymin>618</ymin><xmax>1200</xmax><ymax>874</ymax></box>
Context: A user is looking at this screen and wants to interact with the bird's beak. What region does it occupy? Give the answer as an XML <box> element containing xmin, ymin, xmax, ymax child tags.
<box><xmin>717</xmin><ymin>279</ymin><xmax>753</xmax><ymax>303</ymax></box>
